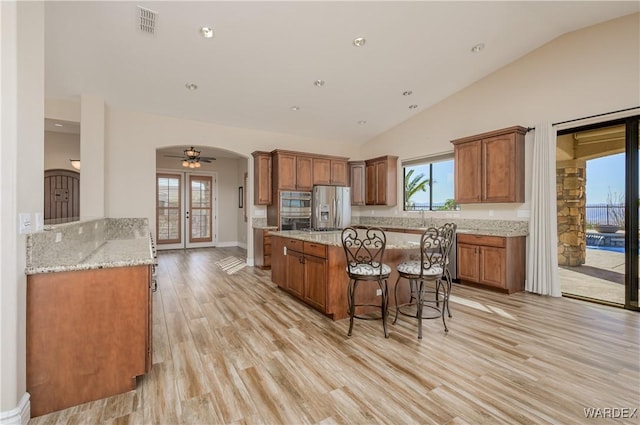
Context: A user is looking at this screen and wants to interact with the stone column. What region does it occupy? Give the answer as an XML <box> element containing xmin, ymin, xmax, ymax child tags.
<box><xmin>556</xmin><ymin>160</ymin><xmax>586</xmax><ymax>266</ymax></box>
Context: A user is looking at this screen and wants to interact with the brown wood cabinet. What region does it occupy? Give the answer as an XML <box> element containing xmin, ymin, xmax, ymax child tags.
<box><xmin>253</xmin><ymin>228</ymin><xmax>273</xmax><ymax>269</ymax></box>
<box><xmin>457</xmin><ymin>233</ymin><xmax>525</xmax><ymax>293</ymax></box>
<box><xmin>281</xmin><ymin>239</ymin><xmax>328</xmax><ymax>311</ymax></box>
<box><xmin>348</xmin><ymin>161</ymin><xmax>366</xmax><ymax>206</ymax></box>
<box><xmin>451</xmin><ymin>126</ymin><xmax>526</xmax><ymax>203</ymax></box>
<box><xmin>270</xmin><ymin>234</ymin><xmax>415</xmax><ymax>320</ymax></box>
<box><xmin>27</xmin><ymin>265</ymin><xmax>152</xmax><ymax>416</ymax></box>
<box><xmin>296</xmin><ymin>156</ymin><xmax>313</xmax><ymax>191</ymax></box>
<box><xmin>271</xmin><ymin>150</ymin><xmax>350</xmax><ymax>192</ymax></box>
<box><xmin>313</xmin><ymin>158</ymin><xmax>349</xmax><ymax>186</ymax></box>
<box><xmin>313</xmin><ymin>157</ymin><xmax>331</xmax><ymax>185</ymax></box>
<box><xmin>273</xmin><ymin>151</ymin><xmax>297</xmax><ymax>191</ymax></box>
<box><xmin>272</xmin><ymin>236</ymin><xmax>336</xmax><ymax>316</ymax></box>
<box><xmin>330</xmin><ymin>160</ymin><xmax>349</xmax><ymax>186</ymax></box>
<box><xmin>365</xmin><ymin>155</ymin><xmax>398</xmax><ymax>206</ymax></box>
<box><xmin>252</xmin><ymin>151</ymin><xmax>272</xmax><ymax>205</ymax></box>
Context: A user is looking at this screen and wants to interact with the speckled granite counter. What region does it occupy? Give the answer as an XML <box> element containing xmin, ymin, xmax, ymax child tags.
<box><xmin>269</xmin><ymin>229</ymin><xmax>422</xmax><ymax>249</ymax></box>
<box><xmin>254</xmin><ymin>225</ymin><xmax>278</xmax><ymax>230</ymax></box>
<box><xmin>354</xmin><ymin>217</ymin><xmax>528</xmax><ymax>237</ymax></box>
<box><xmin>25</xmin><ymin>218</ymin><xmax>154</xmax><ymax>274</ymax></box>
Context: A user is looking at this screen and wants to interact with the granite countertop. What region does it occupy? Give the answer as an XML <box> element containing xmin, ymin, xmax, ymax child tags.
<box><xmin>270</xmin><ymin>230</ymin><xmax>422</xmax><ymax>249</ymax></box>
<box><xmin>253</xmin><ymin>225</ymin><xmax>279</xmax><ymax>230</ymax></box>
<box><xmin>25</xmin><ymin>238</ymin><xmax>154</xmax><ymax>275</ymax></box>
<box><xmin>25</xmin><ymin>218</ymin><xmax>155</xmax><ymax>275</ymax></box>
<box><xmin>360</xmin><ymin>224</ymin><xmax>527</xmax><ymax>237</ymax></box>
<box><xmin>270</xmin><ymin>224</ymin><xmax>526</xmax><ymax>249</ymax></box>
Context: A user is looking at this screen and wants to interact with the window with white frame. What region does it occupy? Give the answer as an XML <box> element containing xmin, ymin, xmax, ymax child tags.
<box><xmin>403</xmin><ymin>154</ymin><xmax>458</xmax><ymax>211</ymax></box>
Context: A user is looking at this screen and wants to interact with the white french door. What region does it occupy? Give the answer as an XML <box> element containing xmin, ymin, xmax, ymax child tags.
<box><xmin>156</xmin><ymin>171</ymin><xmax>217</xmax><ymax>250</ymax></box>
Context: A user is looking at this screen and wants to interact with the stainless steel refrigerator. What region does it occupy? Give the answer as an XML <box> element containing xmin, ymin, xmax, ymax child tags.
<box><xmin>312</xmin><ymin>185</ymin><xmax>351</xmax><ymax>231</ymax></box>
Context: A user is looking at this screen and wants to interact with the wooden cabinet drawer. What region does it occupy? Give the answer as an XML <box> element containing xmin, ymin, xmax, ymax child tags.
<box><xmin>457</xmin><ymin>233</ymin><xmax>505</xmax><ymax>248</ymax></box>
<box><xmin>304</xmin><ymin>241</ymin><xmax>327</xmax><ymax>258</ymax></box>
<box><xmin>286</xmin><ymin>238</ymin><xmax>303</xmax><ymax>252</ymax></box>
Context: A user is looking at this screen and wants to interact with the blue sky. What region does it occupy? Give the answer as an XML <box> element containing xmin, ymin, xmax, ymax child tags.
<box><xmin>586</xmin><ymin>153</ymin><xmax>625</xmax><ymax>204</ymax></box>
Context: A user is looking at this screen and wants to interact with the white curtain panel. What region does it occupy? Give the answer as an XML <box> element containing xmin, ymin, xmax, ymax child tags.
<box><xmin>526</xmin><ymin>122</ymin><xmax>562</xmax><ymax>296</ymax></box>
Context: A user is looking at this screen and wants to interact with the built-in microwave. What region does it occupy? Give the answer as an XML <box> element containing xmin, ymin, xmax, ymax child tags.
<box><xmin>279</xmin><ymin>191</ymin><xmax>312</xmax><ymax>230</ymax></box>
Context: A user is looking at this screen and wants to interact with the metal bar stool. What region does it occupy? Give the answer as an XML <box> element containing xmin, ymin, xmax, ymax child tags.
<box><xmin>341</xmin><ymin>226</ymin><xmax>391</xmax><ymax>338</ymax></box>
<box><xmin>393</xmin><ymin>223</ymin><xmax>456</xmax><ymax>338</ymax></box>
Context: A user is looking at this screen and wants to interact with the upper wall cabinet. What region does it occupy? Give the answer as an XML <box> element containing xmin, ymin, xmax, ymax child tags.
<box><xmin>364</xmin><ymin>155</ymin><xmax>398</xmax><ymax>206</ymax></box>
<box><xmin>330</xmin><ymin>160</ymin><xmax>349</xmax><ymax>186</ymax></box>
<box><xmin>451</xmin><ymin>126</ymin><xmax>527</xmax><ymax>204</ymax></box>
<box><xmin>271</xmin><ymin>150</ymin><xmax>350</xmax><ymax>192</ymax></box>
<box><xmin>348</xmin><ymin>161</ymin><xmax>366</xmax><ymax>206</ymax></box>
<box><xmin>252</xmin><ymin>151</ymin><xmax>272</xmax><ymax>205</ymax></box>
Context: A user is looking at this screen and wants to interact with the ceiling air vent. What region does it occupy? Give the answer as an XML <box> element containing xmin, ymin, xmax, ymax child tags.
<box><xmin>137</xmin><ymin>6</ymin><xmax>157</xmax><ymax>35</ymax></box>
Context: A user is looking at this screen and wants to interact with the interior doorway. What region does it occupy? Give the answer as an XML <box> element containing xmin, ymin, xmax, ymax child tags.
<box><xmin>557</xmin><ymin>116</ymin><xmax>639</xmax><ymax>310</ymax></box>
<box><xmin>44</xmin><ymin>169</ymin><xmax>80</xmax><ymax>224</ymax></box>
<box><xmin>156</xmin><ymin>171</ymin><xmax>217</xmax><ymax>250</ymax></box>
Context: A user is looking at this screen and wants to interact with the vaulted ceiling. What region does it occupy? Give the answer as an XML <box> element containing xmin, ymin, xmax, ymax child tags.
<box><xmin>45</xmin><ymin>1</ymin><xmax>639</xmax><ymax>144</ymax></box>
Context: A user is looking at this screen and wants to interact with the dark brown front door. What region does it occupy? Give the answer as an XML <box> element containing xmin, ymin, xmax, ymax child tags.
<box><xmin>44</xmin><ymin>169</ymin><xmax>80</xmax><ymax>224</ymax></box>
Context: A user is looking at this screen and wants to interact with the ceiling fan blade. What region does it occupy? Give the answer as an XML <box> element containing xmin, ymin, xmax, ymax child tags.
<box><xmin>200</xmin><ymin>156</ymin><xmax>216</xmax><ymax>161</ymax></box>
<box><xmin>164</xmin><ymin>155</ymin><xmax>187</xmax><ymax>158</ymax></box>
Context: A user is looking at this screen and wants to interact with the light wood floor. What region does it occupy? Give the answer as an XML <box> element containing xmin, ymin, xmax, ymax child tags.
<box><xmin>29</xmin><ymin>247</ymin><xmax>640</xmax><ymax>425</ymax></box>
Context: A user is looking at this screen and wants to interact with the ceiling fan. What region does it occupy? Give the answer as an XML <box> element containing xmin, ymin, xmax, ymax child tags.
<box><xmin>164</xmin><ymin>146</ymin><xmax>216</xmax><ymax>168</ymax></box>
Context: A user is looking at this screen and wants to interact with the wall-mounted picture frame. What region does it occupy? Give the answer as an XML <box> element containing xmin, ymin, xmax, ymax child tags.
<box><xmin>238</xmin><ymin>186</ymin><xmax>244</xmax><ymax>209</ymax></box>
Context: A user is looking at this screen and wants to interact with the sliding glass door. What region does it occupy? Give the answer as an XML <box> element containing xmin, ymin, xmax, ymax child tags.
<box><xmin>557</xmin><ymin>115</ymin><xmax>639</xmax><ymax>310</ymax></box>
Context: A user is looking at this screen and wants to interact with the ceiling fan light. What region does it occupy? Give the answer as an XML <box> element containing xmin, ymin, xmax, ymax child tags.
<box><xmin>189</xmin><ymin>162</ymin><xmax>196</xmax><ymax>168</ymax></box>
<box><xmin>195</xmin><ymin>162</ymin><xmax>201</xmax><ymax>168</ymax></box>
<box><xmin>182</xmin><ymin>160</ymin><xmax>189</xmax><ymax>167</ymax></box>
<box><xmin>184</xmin><ymin>146</ymin><xmax>200</xmax><ymax>157</ymax></box>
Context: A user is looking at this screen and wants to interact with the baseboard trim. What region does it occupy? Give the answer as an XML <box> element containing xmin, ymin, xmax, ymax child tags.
<box><xmin>0</xmin><ymin>393</ymin><xmax>30</xmax><ymax>425</ymax></box>
<box><xmin>216</xmin><ymin>241</ymin><xmax>239</xmax><ymax>248</ymax></box>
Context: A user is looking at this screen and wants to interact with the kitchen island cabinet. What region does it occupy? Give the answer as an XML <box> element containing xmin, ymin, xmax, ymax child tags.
<box><xmin>270</xmin><ymin>230</ymin><xmax>418</xmax><ymax>320</ymax></box>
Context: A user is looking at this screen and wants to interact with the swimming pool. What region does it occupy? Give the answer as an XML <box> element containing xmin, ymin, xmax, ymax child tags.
<box><xmin>587</xmin><ymin>245</ymin><xmax>625</xmax><ymax>254</ymax></box>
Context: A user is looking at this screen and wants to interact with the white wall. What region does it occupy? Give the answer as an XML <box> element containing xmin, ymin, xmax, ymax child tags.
<box><xmin>1</xmin><ymin>1</ymin><xmax>44</xmax><ymax>422</ymax></box>
<box><xmin>237</xmin><ymin>159</ymin><xmax>249</xmax><ymax>249</ymax></box>
<box><xmin>93</xmin><ymin>105</ymin><xmax>361</xmax><ymax>256</ymax></box>
<box><xmin>359</xmin><ymin>12</ymin><xmax>640</xmax><ymax>220</ymax></box>
<box><xmin>44</xmin><ymin>131</ymin><xmax>80</xmax><ymax>171</ymax></box>
<box><xmin>80</xmin><ymin>95</ymin><xmax>104</xmax><ymax>220</ymax></box>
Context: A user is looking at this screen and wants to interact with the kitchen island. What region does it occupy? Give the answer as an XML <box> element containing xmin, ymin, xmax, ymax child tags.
<box><xmin>25</xmin><ymin>218</ymin><xmax>155</xmax><ymax>417</ymax></box>
<box><xmin>270</xmin><ymin>221</ymin><xmax>528</xmax><ymax>319</ymax></box>
<box><xmin>269</xmin><ymin>229</ymin><xmax>422</xmax><ymax>320</ymax></box>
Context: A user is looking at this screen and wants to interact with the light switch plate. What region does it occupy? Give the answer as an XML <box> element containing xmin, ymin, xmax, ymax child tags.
<box><xmin>19</xmin><ymin>213</ymin><xmax>31</xmax><ymax>234</ymax></box>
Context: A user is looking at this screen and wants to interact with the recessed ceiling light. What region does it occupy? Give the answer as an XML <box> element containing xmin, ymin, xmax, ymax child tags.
<box><xmin>403</xmin><ymin>90</ymin><xmax>413</xmax><ymax>96</ymax></box>
<box><xmin>290</xmin><ymin>106</ymin><xmax>300</xmax><ymax>111</ymax></box>
<box><xmin>200</xmin><ymin>27</ymin><xmax>214</xmax><ymax>39</ymax></box>
<box><xmin>409</xmin><ymin>104</ymin><xmax>418</xmax><ymax>109</ymax></box>
<box><xmin>471</xmin><ymin>43</ymin><xmax>485</xmax><ymax>53</ymax></box>
<box><xmin>185</xmin><ymin>83</ymin><xmax>198</xmax><ymax>90</ymax></box>
<box><xmin>54</xmin><ymin>123</ymin><xmax>63</xmax><ymax>127</ymax></box>
<box><xmin>353</xmin><ymin>37</ymin><xmax>366</xmax><ymax>47</ymax></box>
<box><xmin>313</xmin><ymin>79</ymin><xmax>325</xmax><ymax>87</ymax></box>
<box><xmin>357</xmin><ymin>120</ymin><xmax>367</xmax><ymax>125</ymax></box>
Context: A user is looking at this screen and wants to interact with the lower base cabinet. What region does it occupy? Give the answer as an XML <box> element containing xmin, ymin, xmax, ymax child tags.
<box><xmin>457</xmin><ymin>234</ymin><xmax>525</xmax><ymax>293</ymax></box>
<box><xmin>284</xmin><ymin>240</ymin><xmax>328</xmax><ymax>312</ymax></box>
<box><xmin>253</xmin><ymin>228</ymin><xmax>273</xmax><ymax>269</ymax></box>
<box><xmin>27</xmin><ymin>265</ymin><xmax>152</xmax><ymax>417</ymax></box>
<box><xmin>270</xmin><ymin>234</ymin><xmax>415</xmax><ymax>320</ymax></box>
<box><xmin>271</xmin><ymin>236</ymin><xmax>349</xmax><ymax>318</ymax></box>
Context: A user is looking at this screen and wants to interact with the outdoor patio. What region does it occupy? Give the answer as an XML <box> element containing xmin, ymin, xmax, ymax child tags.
<box><xmin>559</xmin><ymin>247</ymin><xmax>629</xmax><ymax>305</ymax></box>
